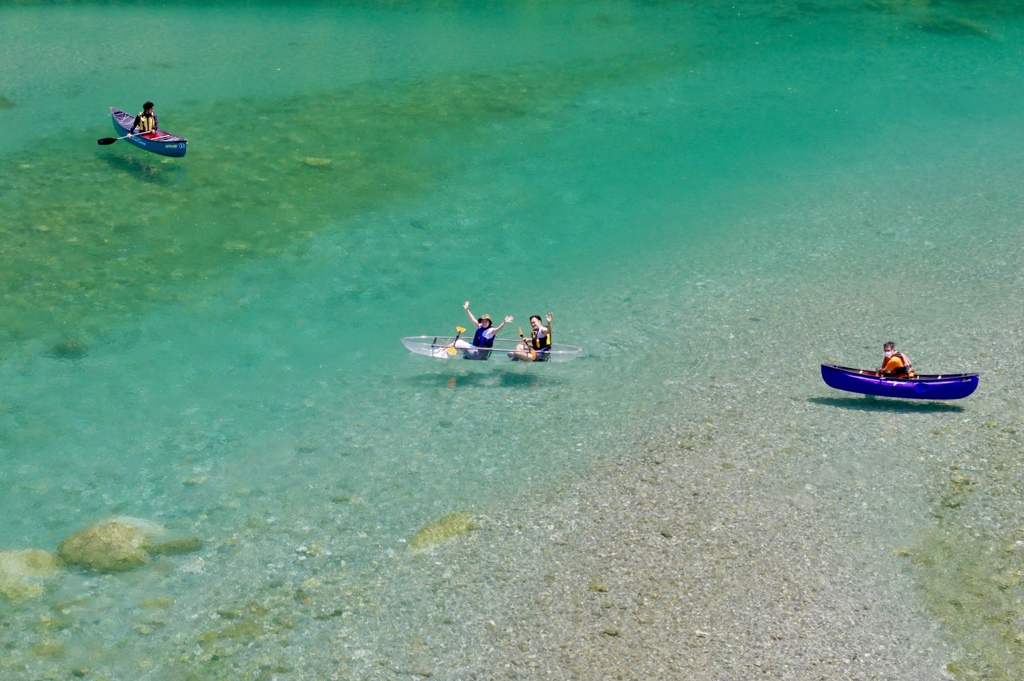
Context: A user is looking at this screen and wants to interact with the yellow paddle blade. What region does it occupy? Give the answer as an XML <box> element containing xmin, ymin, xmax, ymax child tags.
<box><xmin>518</xmin><ymin>327</ymin><xmax>524</xmax><ymax>337</ymax></box>
<box><xmin>456</xmin><ymin>326</ymin><xmax>466</xmax><ymax>333</ymax></box>
<box><xmin>447</xmin><ymin>346</ymin><xmax>457</xmax><ymax>355</ymax></box>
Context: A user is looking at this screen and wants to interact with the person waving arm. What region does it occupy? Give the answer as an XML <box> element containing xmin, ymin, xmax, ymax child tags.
<box><xmin>492</xmin><ymin>315</ymin><xmax>514</xmax><ymax>334</ymax></box>
<box><xmin>463</xmin><ymin>301</ymin><xmax>482</xmax><ymax>327</ymax></box>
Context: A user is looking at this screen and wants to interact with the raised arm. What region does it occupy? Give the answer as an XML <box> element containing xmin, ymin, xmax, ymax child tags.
<box><xmin>545</xmin><ymin>312</ymin><xmax>553</xmax><ymax>338</ymax></box>
<box><xmin>492</xmin><ymin>315</ymin><xmax>514</xmax><ymax>334</ymax></box>
<box><xmin>463</xmin><ymin>301</ymin><xmax>479</xmax><ymax>327</ymax></box>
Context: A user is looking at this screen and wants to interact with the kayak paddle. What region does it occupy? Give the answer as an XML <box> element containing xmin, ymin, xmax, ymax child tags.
<box><xmin>518</xmin><ymin>328</ymin><xmax>536</xmax><ymax>360</ymax></box>
<box><xmin>448</xmin><ymin>326</ymin><xmax>467</xmax><ymax>355</ymax></box>
<box><xmin>97</xmin><ymin>131</ymin><xmax>149</xmax><ymax>146</ymax></box>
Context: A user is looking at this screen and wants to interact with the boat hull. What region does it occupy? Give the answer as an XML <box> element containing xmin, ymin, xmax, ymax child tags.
<box><xmin>820</xmin><ymin>363</ymin><xmax>978</xmax><ymax>400</ymax></box>
<box><xmin>110</xmin><ymin>107</ymin><xmax>187</xmax><ymax>157</ymax></box>
<box><xmin>401</xmin><ymin>336</ymin><xmax>582</xmax><ymax>362</ymax></box>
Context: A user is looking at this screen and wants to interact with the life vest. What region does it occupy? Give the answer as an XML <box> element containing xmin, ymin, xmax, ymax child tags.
<box><xmin>135</xmin><ymin>111</ymin><xmax>156</xmax><ymax>133</ymax></box>
<box><xmin>472</xmin><ymin>327</ymin><xmax>494</xmax><ymax>348</ymax></box>
<box><xmin>885</xmin><ymin>352</ymin><xmax>915</xmax><ymax>378</ymax></box>
<box><xmin>530</xmin><ymin>328</ymin><xmax>551</xmax><ymax>353</ymax></box>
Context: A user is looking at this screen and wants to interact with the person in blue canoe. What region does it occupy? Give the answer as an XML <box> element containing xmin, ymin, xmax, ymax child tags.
<box><xmin>877</xmin><ymin>341</ymin><xmax>915</xmax><ymax>378</ymax></box>
<box><xmin>452</xmin><ymin>301</ymin><xmax>513</xmax><ymax>359</ymax></box>
<box><xmin>128</xmin><ymin>101</ymin><xmax>158</xmax><ymax>138</ymax></box>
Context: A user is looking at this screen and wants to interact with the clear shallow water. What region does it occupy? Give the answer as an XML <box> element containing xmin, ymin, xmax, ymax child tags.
<box><xmin>1</xmin><ymin>1</ymin><xmax>1023</xmax><ymax>678</ymax></box>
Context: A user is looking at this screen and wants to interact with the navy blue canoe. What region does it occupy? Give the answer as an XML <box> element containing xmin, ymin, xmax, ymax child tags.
<box><xmin>821</xmin><ymin>363</ymin><xmax>979</xmax><ymax>400</ymax></box>
<box><xmin>110</xmin><ymin>107</ymin><xmax>187</xmax><ymax>157</ymax></box>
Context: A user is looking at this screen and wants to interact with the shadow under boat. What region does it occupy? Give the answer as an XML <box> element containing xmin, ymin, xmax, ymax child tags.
<box><xmin>404</xmin><ymin>371</ymin><xmax>559</xmax><ymax>389</ymax></box>
<box><xmin>808</xmin><ymin>395</ymin><xmax>966</xmax><ymax>414</ymax></box>
<box><xmin>98</xmin><ymin>152</ymin><xmax>183</xmax><ymax>185</ymax></box>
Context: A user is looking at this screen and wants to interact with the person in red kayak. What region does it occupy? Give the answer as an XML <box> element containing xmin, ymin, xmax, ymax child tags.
<box><xmin>877</xmin><ymin>341</ymin><xmax>915</xmax><ymax>378</ymax></box>
<box><xmin>128</xmin><ymin>102</ymin><xmax>158</xmax><ymax>139</ymax></box>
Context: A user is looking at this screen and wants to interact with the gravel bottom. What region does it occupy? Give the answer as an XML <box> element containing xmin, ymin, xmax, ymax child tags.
<box><xmin>332</xmin><ymin>401</ymin><xmax>961</xmax><ymax>681</ymax></box>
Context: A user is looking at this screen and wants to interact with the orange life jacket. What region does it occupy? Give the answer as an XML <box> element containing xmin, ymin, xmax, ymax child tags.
<box><xmin>883</xmin><ymin>352</ymin><xmax>915</xmax><ymax>378</ymax></box>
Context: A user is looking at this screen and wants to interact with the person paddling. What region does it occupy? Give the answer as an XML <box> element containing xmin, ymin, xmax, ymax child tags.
<box><xmin>128</xmin><ymin>102</ymin><xmax>158</xmax><ymax>138</ymax></box>
<box><xmin>877</xmin><ymin>341</ymin><xmax>915</xmax><ymax>378</ymax></box>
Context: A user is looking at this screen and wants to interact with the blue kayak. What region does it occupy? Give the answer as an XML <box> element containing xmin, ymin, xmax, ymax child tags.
<box><xmin>110</xmin><ymin>107</ymin><xmax>187</xmax><ymax>157</ymax></box>
<box><xmin>820</xmin><ymin>363</ymin><xmax>979</xmax><ymax>400</ymax></box>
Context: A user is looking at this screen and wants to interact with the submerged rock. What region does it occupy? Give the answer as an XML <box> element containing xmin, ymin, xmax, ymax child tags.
<box><xmin>0</xmin><ymin>95</ymin><xmax>14</xmax><ymax>109</ymax></box>
<box><xmin>0</xmin><ymin>549</ymin><xmax>58</xmax><ymax>601</ymax></box>
<box><xmin>109</xmin><ymin>515</ymin><xmax>166</xmax><ymax>538</ymax></box>
<box><xmin>409</xmin><ymin>512</ymin><xmax>478</xmax><ymax>549</ymax></box>
<box><xmin>58</xmin><ymin>521</ymin><xmax>151</xmax><ymax>572</ymax></box>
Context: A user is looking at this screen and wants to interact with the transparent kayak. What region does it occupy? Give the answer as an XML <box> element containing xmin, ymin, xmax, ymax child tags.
<box><xmin>401</xmin><ymin>336</ymin><xmax>582</xmax><ymax>362</ymax></box>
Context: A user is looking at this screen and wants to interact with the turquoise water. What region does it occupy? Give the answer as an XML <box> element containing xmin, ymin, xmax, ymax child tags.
<box><xmin>1</xmin><ymin>1</ymin><xmax>1023</xmax><ymax>678</ymax></box>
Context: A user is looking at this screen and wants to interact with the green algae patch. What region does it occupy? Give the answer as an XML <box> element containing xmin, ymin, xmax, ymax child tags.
<box><xmin>0</xmin><ymin>47</ymin><xmax>688</xmax><ymax>360</ymax></box>
<box><xmin>149</xmin><ymin>537</ymin><xmax>205</xmax><ymax>556</ymax></box>
<box><xmin>911</xmin><ymin>529</ymin><xmax>1024</xmax><ymax>681</ymax></box>
<box><xmin>45</xmin><ymin>337</ymin><xmax>88</xmax><ymax>360</ymax></box>
<box><xmin>409</xmin><ymin>512</ymin><xmax>478</xmax><ymax>549</ymax></box>
<box><xmin>915</xmin><ymin>16</ymin><xmax>992</xmax><ymax>37</ymax></box>
<box><xmin>29</xmin><ymin>640</ymin><xmax>66</xmax><ymax>659</ymax></box>
<box><xmin>911</xmin><ymin>456</ymin><xmax>1024</xmax><ymax>680</ymax></box>
<box><xmin>219</xmin><ymin>617</ymin><xmax>265</xmax><ymax>641</ymax></box>
<box><xmin>0</xmin><ymin>549</ymin><xmax>58</xmax><ymax>601</ymax></box>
